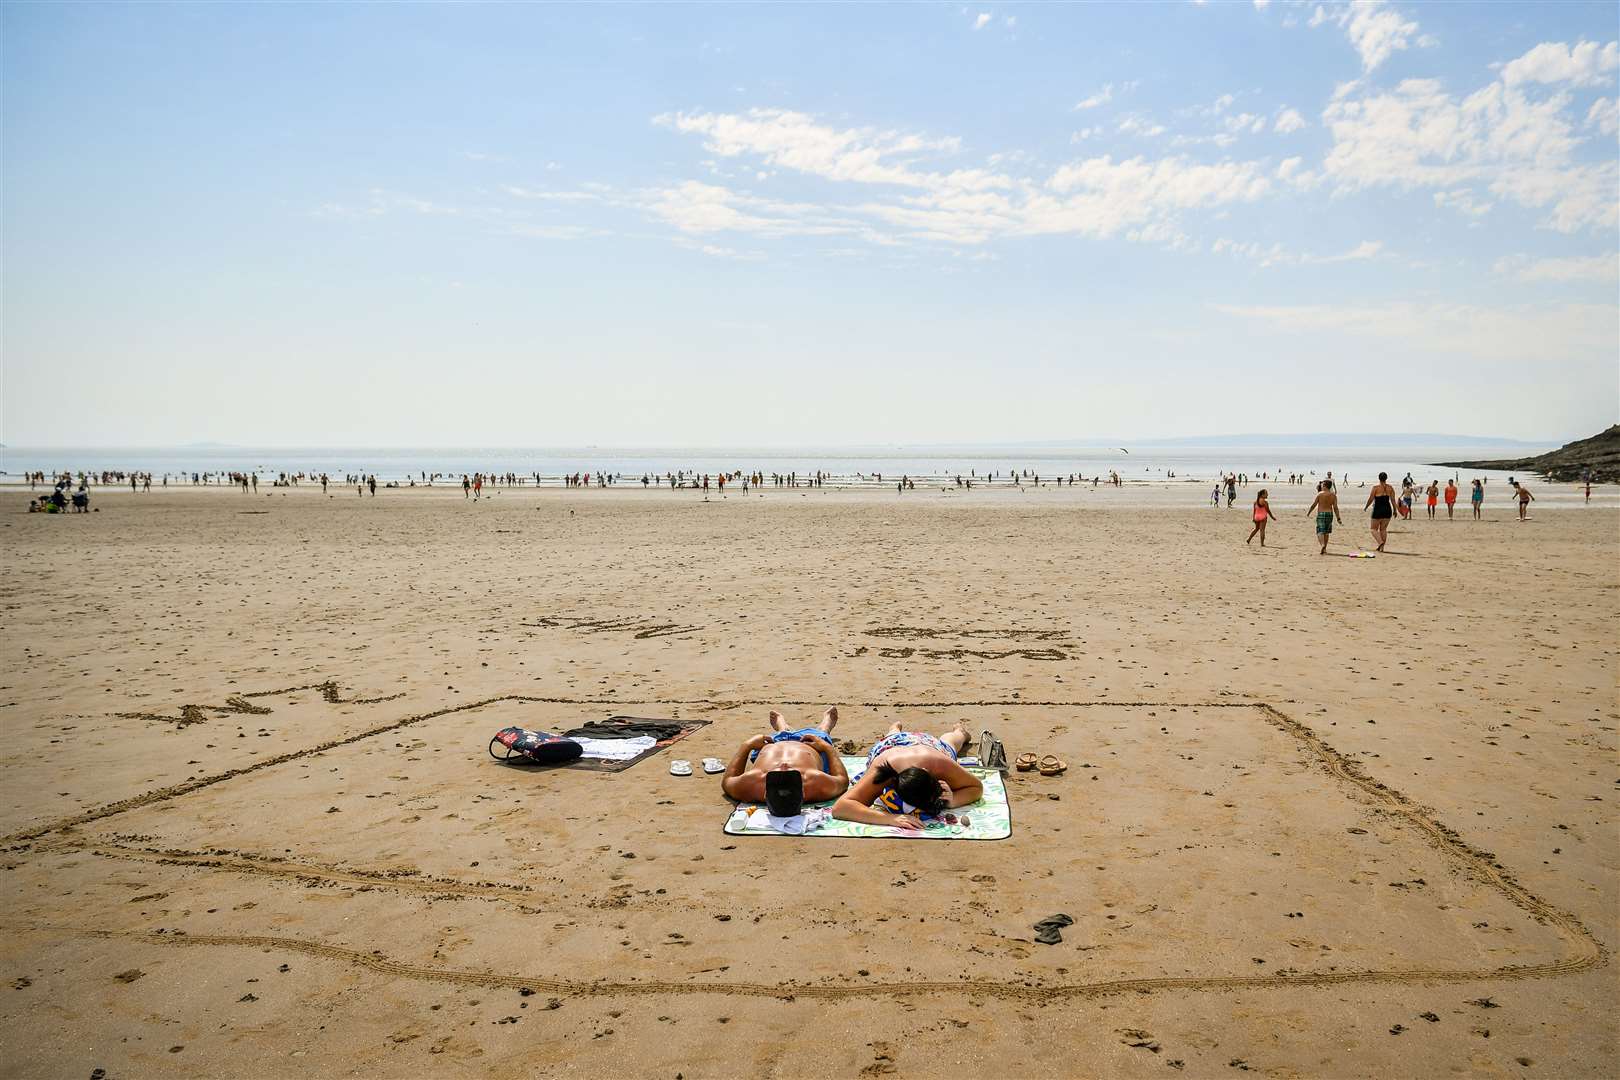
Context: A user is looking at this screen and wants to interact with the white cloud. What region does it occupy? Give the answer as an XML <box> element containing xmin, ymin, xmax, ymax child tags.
<box><xmin>1074</xmin><ymin>84</ymin><xmax>1114</xmax><ymax>110</ymax></box>
<box><xmin>655</xmin><ymin>109</ymin><xmax>968</xmax><ymax>189</ymax></box>
<box><xmin>1322</xmin><ymin>76</ymin><xmax>1618</xmax><ymax>233</ymax></box>
<box><xmin>1312</xmin><ymin>1</ymin><xmax>1426</xmax><ymax>73</ymax></box>
<box><xmin>684</xmin><ymin>241</ymin><xmax>767</xmax><ymax>262</ymax></box>
<box><xmin>1586</xmin><ymin>96</ymin><xmax>1619</xmax><ymax>136</ymax></box>
<box><xmin>1500</xmin><ymin>40</ymin><xmax>1619</xmax><ymax>88</ymax></box>
<box><xmin>645</xmin><ymin>180</ymin><xmax>876</xmax><ymax>241</ymax></box>
<box><xmin>1222</xmin><ymin>111</ymin><xmax>1266</xmax><ymax>134</ymax></box>
<box><xmin>1171</xmin><ymin>132</ymin><xmax>1239</xmax><ymax>149</ymax></box>
<box><xmin>1253</xmin><ymin>0</ymin><xmax>1271</xmax><ymax>10</ymax></box>
<box><xmin>502</xmin><ymin>185</ymin><xmax>601</xmax><ymax>202</ymax></box>
<box><xmin>1212</xmin><ymin>237</ymin><xmax>1382</xmax><ymax>267</ymax></box>
<box><xmin>1274</xmin><ymin>107</ymin><xmax>1307</xmax><ymax>134</ymax></box>
<box><xmin>974</xmin><ymin>12</ymin><xmax>991</xmax><ymax>30</ymax></box>
<box><xmin>651</xmin><ymin>109</ymin><xmax>1272</xmax><ymax>249</ymax></box>
<box><xmin>1117</xmin><ymin>115</ymin><xmax>1168</xmax><ymax>138</ymax></box>
<box><xmin>1432</xmin><ymin>188</ymin><xmax>1493</xmax><ymax>218</ymax></box>
<box><xmin>1493</xmin><ymin>254</ymin><xmax>1619</xmax><ymax>283</ymax></box>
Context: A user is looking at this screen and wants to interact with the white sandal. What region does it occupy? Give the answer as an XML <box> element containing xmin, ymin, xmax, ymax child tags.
<box><xmin>701</xmin><ymin>758</ymin><xmax>724</xmax><ymax>774</ymax></box>
<box><xmin>669</xmin><ymin>759</ymin><xmax>693</xmax><ymax>776</ymax></box>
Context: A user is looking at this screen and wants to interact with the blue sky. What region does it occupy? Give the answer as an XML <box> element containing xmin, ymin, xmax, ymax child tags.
<box><xmin>3</xmin><ymin>1</ymin><xmax>1616</xmax><ymax>447</ymax></box>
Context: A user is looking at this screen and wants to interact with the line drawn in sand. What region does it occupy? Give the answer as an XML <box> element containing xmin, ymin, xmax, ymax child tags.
<box><xmin>7</xmin><ymin>693</ymin><xmax>1605</xmax><ymax>1002</ymax></box>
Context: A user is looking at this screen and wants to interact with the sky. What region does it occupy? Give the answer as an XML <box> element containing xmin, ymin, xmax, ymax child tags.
<box><xmin>3</xmin><ymin>1</ymin><xmax>1617</xmax><ymax>447</ymax></box>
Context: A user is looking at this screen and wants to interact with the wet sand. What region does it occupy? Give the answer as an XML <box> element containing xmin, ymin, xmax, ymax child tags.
<box><xmin>1</xmin><ymin>485</ymin><xmax>1615</xmax><ymax>1077</ymax></box>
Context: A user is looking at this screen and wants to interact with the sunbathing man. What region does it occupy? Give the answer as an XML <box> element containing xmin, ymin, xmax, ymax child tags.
<box><xmin>833</xmin><ymin>721</ymin><xmax>983</xmax><ymax>831</ymax></box>
<box><xmin>720</xmin><ymin>707</ymin><xmax>850</xmax><ymax>816</ymax></box>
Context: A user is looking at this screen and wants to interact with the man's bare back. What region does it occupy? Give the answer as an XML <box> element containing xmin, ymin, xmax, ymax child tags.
<box><xmin>720</xmin><ymin>708</ymin><xmax>849</xmax><ymax>805</ymax></box>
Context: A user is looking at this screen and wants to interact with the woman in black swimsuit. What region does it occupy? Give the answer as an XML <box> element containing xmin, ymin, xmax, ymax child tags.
<box><xmin>1364</xmin><ymin>471</ymin><xmax>1396</xmax><ymax>552</ymax></box>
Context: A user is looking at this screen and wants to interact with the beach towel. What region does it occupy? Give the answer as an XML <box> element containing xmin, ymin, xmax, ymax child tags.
<box><xmin>723</xmin><ymin>756</ymin><xmax>1012</xmax><ymax>840</ymax></box>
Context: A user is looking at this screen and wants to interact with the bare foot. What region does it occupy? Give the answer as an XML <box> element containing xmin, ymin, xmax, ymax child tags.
<box><xmin>820</xmin><ymin>705</ymin><xmax>838</xmax><ymax>733</ymax></box>
<box><xmin>947</xmin><ymin>720</ymin><xmax>972</xmax><ymax>754</ymax></box>
<box><xmin>769</xmin><ymin>710</ymin><xmax>786</xmax><ymax>732</ymax></box>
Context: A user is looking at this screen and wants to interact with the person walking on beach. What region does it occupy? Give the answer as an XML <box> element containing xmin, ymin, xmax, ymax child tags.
<box><xmin>1510</xmin><ymin>479</ymin><xmax>1534</xmax><ymax>520</ymax></box>
<box><xmin>1426</xmin><ymin>481</ymin><xmax>1439</xmax><ymax>519</ymax></box>
<box><xmin>1444</xmin><ymin>479</ymin><xmax>1458</xmax><ymax>519</ymax></box>
<box><xmin>1226</xmin><ymin>475</ymin><xmax>1237</xmax><ymax>508</ymax></box>
<box><xmin>1365</xmin><ymin>472</ymin><xmax>1397</xmax><ymax>552</ymax></box>
<box><xmin>1305</xmin><ymin>480</ymin><xmax>1342</xmax><ymax>555</ymax></box>
<box><xmin>1471</xmin><ymin>478</ymin><xmax>1484</xmax><ymax>519</ymax></box>
<box><xmin>1247</xmin><ymin>489</ymin><xmax>1278</xmax><ymax>547</ymax></box>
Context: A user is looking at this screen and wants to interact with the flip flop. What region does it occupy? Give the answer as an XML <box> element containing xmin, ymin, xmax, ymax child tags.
<box><xmin>1015</xmin><ymin>753</ymin><xmax>1039</xmax><ymax>772</ymax></box>
<box><xmin>701</xmin><ymin>757</ymin><xmax>724</xmax><ymax>774</ymax></box>
<box><xmin>669</xmin><ymin>760</ymin><xmax>693</xmax><ymax>776</ymax></box>
<box><xmin>1038</xmin><ymin>754</ymin><xmax>1067</xmax><ymax>776</ymax></box>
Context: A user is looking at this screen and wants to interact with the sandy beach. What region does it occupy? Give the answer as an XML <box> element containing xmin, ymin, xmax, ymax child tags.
<box><xmin>1</xmin><ymin>484</ymin><xmax>1615</xmax><ymax>1078</ymax></box>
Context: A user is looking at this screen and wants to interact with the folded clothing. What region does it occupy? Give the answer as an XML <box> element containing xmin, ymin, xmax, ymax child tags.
<box><xmin>743</xmin><ymin>808</ymin><xmax>833</xmax><ymax>835</ymax></box>
<box><xmin>490</xmin><ymin>727</ymin><xmax>583</xmax><ymax>765</ymax></box>
<box><xmin>564</xmin><ymin>717</ymin><xmax>684</xmax><ymax>741</ymax></box>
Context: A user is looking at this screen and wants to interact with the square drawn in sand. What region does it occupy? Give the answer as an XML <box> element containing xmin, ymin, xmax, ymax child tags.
<box><xmin>42</xmin><ymin>697</ymin><xmax>1596</xmax><ymax>1000</ymax></box>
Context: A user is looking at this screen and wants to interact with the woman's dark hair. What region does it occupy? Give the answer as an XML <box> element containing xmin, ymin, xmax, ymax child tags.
<box><xmin>873</xmin><ymin>763</ymin><xmax>947</xmax><ymax>816</ymax></box>
<box><xmin>1378</xmin><ymin>472</ymin><xmax>1388</xmax><ymax>482</ymax></box>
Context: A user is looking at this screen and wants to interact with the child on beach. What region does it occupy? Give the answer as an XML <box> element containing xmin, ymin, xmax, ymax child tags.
<box><xmin>1510</xmin><ymin>479</ymin><xmax>1534</xmax><ymax>520</ymax></box>
<box><xmin>1471</xmin><ymin>479</ymin><xmax>1484</xmax><ymax>519</ymax></box>
<box><xmin>1426</xmin><ymin>482</ymin><xmax>1439</xmax><ymax>519</ymax></box>
<box><xmin>1246</xmin><ymin>489</ymin><xmax>1277</xmax><ymax>547</ymax></box>
<box><xmin>1444</xmin><ymin>479</ymin><xmax>1458</xmax><ymax>519</ymax></box>
<box><xmin>1305</xmin><ymin>481</ymin><xmax>1342</xmax><ymax>555</ymax></box>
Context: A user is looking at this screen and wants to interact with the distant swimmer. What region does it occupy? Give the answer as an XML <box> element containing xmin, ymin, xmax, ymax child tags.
<box><xmin>1306</xmin><ymin>480</ymin><xmax>1342</xmax><ymax>555</ymax></box>
<box><xmin>1365</xmin><ymin>472</ymin><xmax>1396</xmax><ymax>552</ymax></box>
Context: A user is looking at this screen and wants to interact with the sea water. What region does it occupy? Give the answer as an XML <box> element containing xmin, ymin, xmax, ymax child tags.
<box><xmin>0</xmin><ymin>444</ymin><xmax>1558</xmax><ymax>490</ymax></box>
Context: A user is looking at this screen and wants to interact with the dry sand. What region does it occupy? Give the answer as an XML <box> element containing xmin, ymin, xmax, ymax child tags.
<box><xmin>1</xmin><ymin>483</ymin><xmax>1616</xmax><ymax>1078</ymax></box>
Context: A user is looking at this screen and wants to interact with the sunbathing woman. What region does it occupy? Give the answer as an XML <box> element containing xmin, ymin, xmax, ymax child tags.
<box><xmin>833</xmin><ymin>721</ymin><xmax>983</xmax><ymax>831</ymax></box>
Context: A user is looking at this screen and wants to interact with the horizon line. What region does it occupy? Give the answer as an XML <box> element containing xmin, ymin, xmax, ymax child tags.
<box><xmin>0</xmin><ymin>432</ymin><xmax>1567</xmax><ymax>453</ymax></box>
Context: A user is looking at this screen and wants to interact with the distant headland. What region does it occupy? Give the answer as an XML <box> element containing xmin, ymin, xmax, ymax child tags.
<box><xmin>1432</xmin><ymin>426</ymin><xmax>1620</xmax><ymax>482</ymax></box>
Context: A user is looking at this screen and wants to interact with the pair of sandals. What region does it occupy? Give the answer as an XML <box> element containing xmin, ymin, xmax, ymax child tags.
<box><xmin>1015</xmin><ymin>753</ymin><xmax>1067</xmax><ymax>776</ymax></box>
<box><xmin>670</xmin><ymin>758</ymin><xmax>723</xmax><ymax>776</ymax></box>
